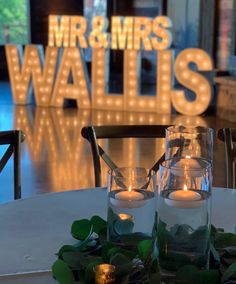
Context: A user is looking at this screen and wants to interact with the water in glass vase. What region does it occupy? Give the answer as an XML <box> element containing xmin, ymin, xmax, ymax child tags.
<box><xmin>107</xmin><ymin>189</ymin><xmax>156</xmax><ymax>247</ymax></box>
<box><xmin>157</xmin><ymin>189</ymin><xmax>211</xmax><ymax>276</ymax></box>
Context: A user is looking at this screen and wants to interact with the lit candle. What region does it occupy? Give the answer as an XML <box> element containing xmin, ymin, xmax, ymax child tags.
<box><xmin>94</xmin><ymin>264</ymin><xmax>116</xmax><ymax>284</ymax></box>
<box><xmin>118</xmin><ymin>213</ymin><xmax>133</xmax><ymax>221</ymax></box>
<box><xmin>165</xmin><ymin>185</ymin><xmax>203</xmax><ymax>208</ymax></box>
<box><xmin>110</xmin><ymin>186</ymin><xmax>146</xmax><ymax>208</ymax></box>
<box><xmin>171</xmin><ymin>155</ymin><xmax>204</xmax><ymax>177</ymax></box>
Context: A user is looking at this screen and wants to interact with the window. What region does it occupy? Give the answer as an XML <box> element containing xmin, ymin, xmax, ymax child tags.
<box><xmin>0</xmin><ymin>0</ymin><xmax>30</xmax><ymax>44</ymax></box>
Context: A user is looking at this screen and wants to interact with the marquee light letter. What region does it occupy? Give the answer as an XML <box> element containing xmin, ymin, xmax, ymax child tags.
<box><xmin>172</xmin><ymin>48</ymin><xmax>213</xmax><ymax>116</ymax></box>
<box><xmin>51</xmin><ymin>47</ymin><xmax>90</xmax><ymax>107</ymax></box>
<box><xmin>36</xmin><ymin>46</ymin><xmax>58</xmax><ymax>106</ymax></box>
<box><xmin>152</xmin><ymin>16</ymin><xmax>172</xmax><ymax>50</ymax></box>
<box><xmin>70</xmin><ymin>16</ymin><xmax>88</xmax><ymax>48</ymax></box>
<box><xmin>111</xmin><ymin>17</ymin><xmax>133</xmax><ymax>50</ymax></box>
<box><xmin>124</xmin><ymin>50</ymin><xmax>157</xmax><ymax>112</ymax></box>
<box><xmin>124</xmin><ymin>50</ymin><xmax>140</xmax><ymax>109</ymax></box>
<box><xmin>48</xmin><ymin>15</ymin><xmax>70</xmax><ymax>47</ymax></box>
<box><xmin>92</xmin><ymin>48</ymin><xmax>124</xmax><ymax>110</ymax></box>
<box><xmin>134</xmin><ymin>17</ymin><xmax>152</xmax><ymax>50</ymax></box>
<box><xmin>156</xmin><ymin>50</ymin><xmax>173</xmax><ymax>113</ymax></box>
<box><xmin>5</xmin><ymin>45</ymin><xmax>58</xmax><ymax>105</ymax></box>
<box><xmin>89</xmin><ymin>16</ymin><xmax>109</xmax><ymax>48</ymax></box>
<box><xmin>5</xmin><ymin>45</ymin><xmax>31</xmax><ymax>104</ymax></box>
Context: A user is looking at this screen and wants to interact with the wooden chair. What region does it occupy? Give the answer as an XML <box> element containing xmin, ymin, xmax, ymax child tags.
<box><xmin>81</xmin><ymin>125</ymin><xmax>170</xmax><ymax>187</ymax></box>
<box><xmin>218</xmin><ymin>128</ymin><xmax>236</xmax><ymax>188</ymax></box>
<box><xmin>0</xmin><ymin>130</ymin><xmax>25</xmax><ymax>199</ymax></box>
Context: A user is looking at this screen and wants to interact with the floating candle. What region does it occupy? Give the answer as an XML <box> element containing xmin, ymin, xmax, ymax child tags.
<box><xmin>165</xmin><ymin>185</ymin><xmax>203</xmax><ymax>208</ymax></box>
<box><xmin>171</xmin><ymin>156</ymin><xmax>204</xmax><ymax>177</ymax></box>
<box><xmin>110</xmin><ymin>186</ymin><xmax>146</xmax><ymax>208</ymax></box>
<box><xmin>116</xmin><ymin>189</ymin><xmax>143</xmax><ymax>201</ymax></box>
<box><xmin>118</xmin><ymin>213</ymin><xmax>134</xmax><ymax>221</ymax></box>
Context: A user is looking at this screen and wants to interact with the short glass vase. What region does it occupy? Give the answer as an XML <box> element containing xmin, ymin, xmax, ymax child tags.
<box><xmin>107</xmin><ymin>167</ymin><xmax>157</xmax><ymax>248</ymax></box>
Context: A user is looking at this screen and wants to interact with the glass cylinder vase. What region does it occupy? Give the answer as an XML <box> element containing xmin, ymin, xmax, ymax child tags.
<box><xmin>157</xmin><ymin>157</ymin><xmax>212</xmax><ymax>278</ymax></box>
<box><xmin>165</xmin><ymin>125</ymin><xmax>214</xmax><ymax>164</ymax></box>
<box><xmin>107</xmin><ymin>167</ymin><xmax>157</xmax><ymax>247</ymax></box>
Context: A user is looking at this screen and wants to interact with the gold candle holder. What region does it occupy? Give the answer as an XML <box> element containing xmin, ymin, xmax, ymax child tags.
<box><xmin>94</xmin><ymin>263</ymin><xmax>116</xmax><ymax>284</ymax></box>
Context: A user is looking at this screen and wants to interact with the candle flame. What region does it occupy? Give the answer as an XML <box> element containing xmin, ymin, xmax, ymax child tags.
<box><xmin>183</xmin><ymin>184</ymin><xmax>188</xmax><ymax>191</ymax></box>
<box><xmin>119</xmin><ymin>213</ymin><xmax>131</xmax><ymax>220</ymax></box>
<box><xmin>185</xmin><ymin>155</ymin><xmax>191</xmax><ymax>159</ymax></box>
<box><xmin>128</xmin><ymin>185</ymin><xmax>132</xmax><ymax>192</ymax></box>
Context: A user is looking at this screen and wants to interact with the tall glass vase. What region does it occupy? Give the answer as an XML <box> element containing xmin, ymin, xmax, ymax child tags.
<box><xmin>157</xmin><ymin>157</ymin><xmax>212</xmax><ymax>279</ymax></box>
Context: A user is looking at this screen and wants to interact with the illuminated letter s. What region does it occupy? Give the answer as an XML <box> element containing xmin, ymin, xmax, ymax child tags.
<box><xmin>171</xmin><ymin>48</ymin><xmax>213</xmax><ymax>116</ymax></box>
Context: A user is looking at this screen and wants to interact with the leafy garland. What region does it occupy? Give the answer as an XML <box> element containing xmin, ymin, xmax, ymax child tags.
<box><xmin>52</xmin><ymin>215</ymin><xmax>236</xmax><ymax>284</ymax></box>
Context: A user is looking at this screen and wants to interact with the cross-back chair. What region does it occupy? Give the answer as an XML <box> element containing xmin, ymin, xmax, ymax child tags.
<box><xmin>0</xmin><ymin>130</ymin><xmax>25</xmax><ymax>199</ymax></box>
<box><xmin>81</xmin><ymin>125</ymin><xmax>170</xmax><ymax>187</ymax></box>
<box><xmin>217</xmin><ymin>128</ymin><xmax>236</xmax><ymax>188</ymax></box>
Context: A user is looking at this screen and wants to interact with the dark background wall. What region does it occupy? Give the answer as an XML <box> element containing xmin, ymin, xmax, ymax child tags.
<box><xmin>30</xmin><ymin>0</ymin><xmax>83</xmax><ymax>45</ymax></box>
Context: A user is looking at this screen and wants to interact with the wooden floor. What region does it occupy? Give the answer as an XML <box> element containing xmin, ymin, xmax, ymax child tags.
<box><xmin>0</xmin><ymin>82</ymin><xmax>236</xmax><ymax>203</ymax></box>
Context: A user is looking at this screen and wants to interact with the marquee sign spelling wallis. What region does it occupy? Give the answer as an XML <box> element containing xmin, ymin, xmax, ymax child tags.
<box><xmin>5</xmin><ymin>15</ymin><xmax>213</xmax><ymax>115</ymax></box>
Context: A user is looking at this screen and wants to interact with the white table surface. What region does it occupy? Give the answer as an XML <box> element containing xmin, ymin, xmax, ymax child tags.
<box><xmin>0</xmin><ymin>187</ymin><xmax>235</xmax><ymax>283</ymax></box>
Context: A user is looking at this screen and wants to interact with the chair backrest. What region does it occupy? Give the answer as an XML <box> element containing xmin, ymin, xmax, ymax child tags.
<box><xmin>218</xmin><ymin>128</ymin><xmax>236</xmax><ymax>188</ymax></box>
<box><xmin>81</xmin><ymin>125</ymin><xmax>170</xmax><ymax>187</ymax></box>
<box><xmin>0</xmin><ymin>130</ymin><xmax>25</xmax><ymax>199</ymax></box>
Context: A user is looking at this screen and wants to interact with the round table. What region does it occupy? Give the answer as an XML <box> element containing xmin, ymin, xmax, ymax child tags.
<box><xmin>0</xmin><ymin>187</ymin><xmax>235</xmax><ymax>283</ymax></box>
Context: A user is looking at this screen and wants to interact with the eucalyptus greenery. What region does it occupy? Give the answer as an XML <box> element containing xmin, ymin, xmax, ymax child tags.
<box><xmin>52</xmin><ymin>215</ymin><xmax>236</xmax><ymax>284</ymax></box>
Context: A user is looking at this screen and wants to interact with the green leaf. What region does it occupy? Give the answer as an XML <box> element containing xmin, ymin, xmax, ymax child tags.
<box><xmin>215</xmin><ymin>233</ymin><xmax>236</xmax><ymax>249</ymax></box>
<box><xmin>52</xmin><ymin>216</ymin><xmax>236</xmax><ymax>284</ymax></box>
<box><xmin>170</xmin><ymin>224</ymin><xmax>193</xmax><ymax>238</ymax></box>
<box><xmin>76</xmin><ymin>237</ymin><xmax>97</xmax><ymax>252</ymax></box>
<box><xmin>98</xmin><ymin>227</ymin><xmax>108</xmax><ymax>245</ymax></box>
<box><xmin>107</xmin><ymin>247</ymin><xmax>121</xmax><ymax>260</ymax></box>
<box><xmin>110</xmin><ymin>253</ymin><xmax>133</xmax><ymax>276</ymax></box>
<box><xmin>176</xmin><ymin>265</ymin><xmax>199</xmax><ymax>284</ymax></box>
<box><xmin>176</xmin><ymin>265</ymin><xmax>219</xmax><ymax>284</ymax></box>
<box><xmin>62</xmin><ymin>251</ymin><xmax>86</xmax><ymax>270</ymax></box>
<box><xmin>101</xmin><ymin>242</ymin><xmax>116</xmax><ymax>262</ymax></box>
<box><xmin>119</xmin><ymin>248</ymin><xmax>137</xmax><ymax>259</ymax></box>
<box><xmin>159</xmin><ymin>252</ymin><xmax>194</xmax><ymax>272</ymax></box>
<box><xmin>221</xmin><ymin>262</ymin><xmax>236</xmax><ymax>283</ymax></box>
<box><xmin>119</xmin><ymin>232</ymin><xmax>151</xmax><ymax>246</ymax></box>
<box><xmin>71</xmin><ymin>219</ymin><xmax>93</xmax><ymax>240</ymax></box>
<box><xmin>198</xmin><ymin>270</ymin><xmax>220</xmax><ymax>284</ymax></box>
<box><xmin>90</xmin><ymin>215</ymin><xmax>107</xmax><ymax>235</ymax></box>
<box><xmin>106</xmin><ymin>246</ymin><xmax>136</xmax><ymax>262</ymax></box>
<box><xmin>138</xmin><ymin>239</ymin><xmax>153</xmax><ymax>262</ymax></box>
<box><xmin>114</xmin><ymin>219</ymin><xmax>134</xmax><ymax>235</ymax></box>
<box><xmin>52</xmin><ymin>259</ymin><xmax>74</xmax><ymax>284</ymax></box>
<box><xmin>57</xmin><ymin>245</ymin><xmax>79</xmax><ymax>258</ymax></box>
<box><xmin>189</xmin><ymin>226</ymin><xmax>209</xmax><ymax>245</ymax></box>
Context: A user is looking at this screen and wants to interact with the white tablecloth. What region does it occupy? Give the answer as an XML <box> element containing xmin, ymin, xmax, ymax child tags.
<box><xmin>0</xmin><ymin>187</ymin><xmax>235</xmax><ymax>283</ymax></box>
